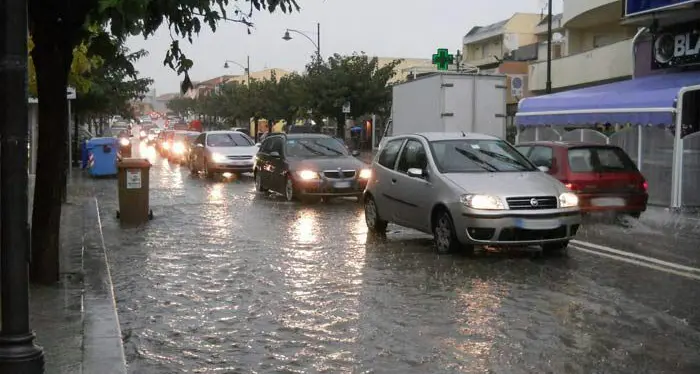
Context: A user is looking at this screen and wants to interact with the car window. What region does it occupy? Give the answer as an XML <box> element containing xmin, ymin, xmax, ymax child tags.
<box><xmin>568</xmin><ymin>147</ymin><xmax>638</xmax><ymax>173</ymax></box>
<box><xmin>515</xmin><ymin>146</ymin><xmax>532</xmax><ymax>156</ymax></box>
<box><xmin>430</xmin><ymin>139</ymin><xmax>536</xmax><ymax>173</ymax></box>
<box><xmin>260</xmin><ymin>138</ymin><xmax>274</xmax><ymax>153</ymax></box>
<box><xmin>397</xmin><ymin>140</ymin><xmax>428</xmax><ymax>173</ymax></box>
<box><xmin>194</xmin><ymin>134</ymin><xmax>205</xmax><ymax>145</ymax></box>
<box><xmin>377</xmin><ymin>139</ymin><xmax>404</xmax><ymax>169</ymax></box>
<box><xmin>529</xmin><ymin>146</ymin><xmax>553</xmax><ymax>168</ymax></box>
<box><xmin>206</xmin><ymin>133</ymin><xmax>254</xmax><ymax>147</ymax></box>
<box><xmin>285</xmin><ymin>137</ymin><xmax>348</xmax><ymax>158</ymax></box>
<box><xmin>269</xmin><ymin>137</ymin><xmax>284</xmax><ymax>154</ymax></box>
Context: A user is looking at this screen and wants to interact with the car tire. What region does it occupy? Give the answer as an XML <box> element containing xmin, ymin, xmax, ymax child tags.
<box><xmin>255</xmin><ymin>172</ymin><xmax>267</xmax><ymax>192</ymax></box>
<box><xmin>432</xmin><ymin>210</ymin><xmax>462</xmax><ymax>254</ymax></box>
<box><xmin>284</xmin><ymin>177</ymin><xmax>297</xmax><ymax>202</ymax></box>
<box><xmin>189</xmin><ymin>160</ymin><xmax>198</xmax><ymax>175</ymax></box>
<box><xmin>364</xmin><ymin>196</ymin><xmax>388</xmax><ymax>234</ymax></box>
<box><xmin>542</xmin><ymin>241</ymin><xmax>569</xmax><ymax>255</ymax></box>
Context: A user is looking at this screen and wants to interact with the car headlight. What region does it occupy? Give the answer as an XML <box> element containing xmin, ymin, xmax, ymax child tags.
<box><xmin>358</xmin><ymin>168</ymin><xmax>372</xmax><ymax>179</ymax></box>
<box><xmin>148</xmin><ymin>134</ymin><xmax>155</xmax><ymax>140</ymax></box>
<box><xmin>140</xmin><ymin>131</ymin><xmax>146</xmax><ymax>137</ymax></box>
<box><xmin>173</xmin><ymin>142</ymin><xmax>185</xmax><ymax>154</ymax></box>
<box><xmin>119</xmin><ymin>138</ymin><xmax>130</xmax><ymax>146</ymax></box>
<box><xmin>460</xmin><ymin>194</ymin><xmax>505</xmax><ymax>210</ymax></box>
<box><xmin>559</xmin><ymin>192</ymin><xmax>579</xmax><ymax>208</ymax></box>
<box><xmin>211</xmin><ymin>153</ymin><xmax>227</xmax><ymax>162</ymax></box>
<box><xmin>163</xmin><ymin>142</ymin><xmax>170</xmax><ymax>150</ymax></box>
<box><xmin>296</xmin><ymin>170</ymin><xmax>319</xmax><ymax>180</ymax></box>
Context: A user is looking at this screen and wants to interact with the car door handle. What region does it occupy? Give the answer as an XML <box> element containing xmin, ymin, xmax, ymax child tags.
<box><xmin>391</xmin><ymin>178</ymin><xmax>397</xmax><ymax>184</ymax></box>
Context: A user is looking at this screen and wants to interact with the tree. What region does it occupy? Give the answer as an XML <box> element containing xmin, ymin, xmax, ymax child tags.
<box><xmin>304</xmin><ymin>53</ymin><xmax>402</xmax><ymax>136</ymax></box>
<box><xmin>28</xmin><ymin>37</ymin><xmax>101</xmax><ymax>97</ymax></box>
<box><xmin>166</xmin><ymin>96</ymin><xmax>198</xmax><ymax>117</ymax></box>
<box><xmin>28</xmin><ymin>0</ymin><xmax>299</xmax><ymax>284</ymax></box>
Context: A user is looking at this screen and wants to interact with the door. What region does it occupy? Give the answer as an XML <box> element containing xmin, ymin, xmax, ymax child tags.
<box><xmin>267</xmin><ymin>137</ymin><xmax>286</xmax><ymax>192</ymax></box>
<box><xmin>391</xmin><ymin>139</ymin><xmax>432</xmax><ymax>230</ymax></box>
<box><xmin>372</xmin><ymin>138</ymin><xmax>405</xmax><ymax>220</ymax></box>
<box><xmin>257</xmin><ymin>137</ymin><xmax>274</xmax><ymax>187</ymax></box>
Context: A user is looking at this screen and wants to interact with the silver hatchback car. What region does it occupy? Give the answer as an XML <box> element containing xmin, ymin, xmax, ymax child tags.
<box><xmin>364</xmin><ymin>132</ymin><xmax>582</xmax><ymax>254</ymax></box>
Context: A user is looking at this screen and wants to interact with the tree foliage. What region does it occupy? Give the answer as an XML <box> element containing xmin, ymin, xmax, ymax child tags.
<box><xmin>27</xmin><ymin>37</ymin><xmax>101</xmax><ymax>96</ymax></box>
<box><xmin>184</xmin><ymin>53</ymin><xmax>401</xmax><ymax>132</ymax></box>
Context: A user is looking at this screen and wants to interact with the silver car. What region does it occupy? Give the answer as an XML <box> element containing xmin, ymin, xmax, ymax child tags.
<box><xmin>189</xmin><ymin>130</ymin><xmax>259</xmax><ymax>178</ymax></box>
<box><xmin>363</xmin><ymin>132</ymin><xmax>582</xmax><ymax>254</ymax></box>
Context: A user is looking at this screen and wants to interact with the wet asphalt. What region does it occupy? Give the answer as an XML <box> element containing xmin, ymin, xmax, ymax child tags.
<box><xmin>93</xmin><ymin>141</ymin><xmax>700</xmax><ymax>373</ymax></box>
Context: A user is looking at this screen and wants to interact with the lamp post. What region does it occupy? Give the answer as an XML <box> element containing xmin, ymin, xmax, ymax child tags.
<box><xmin>546</xmin><ymin>0</ymin><xmax>553</xmax><ymax>94</ymax></box>
<box><xmin>0</xmin><ymin>0</ymin><xmax>46</xmax><ymax>370</ymax></box>
<box><xmin>223</xmin><ymin>56</ymin><xmax>250</xmax><ymax>86</ymax></box>
<box><xmin>282</xmin><ymin>22</ymin><xmax>321</xmax><ymax>62</ymax></box>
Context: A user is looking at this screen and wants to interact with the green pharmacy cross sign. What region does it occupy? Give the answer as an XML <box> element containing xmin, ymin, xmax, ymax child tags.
<box><xmin>432</xmin><ymin>48</ymin><xmax>454</xmax><ymax>71</ymax></box>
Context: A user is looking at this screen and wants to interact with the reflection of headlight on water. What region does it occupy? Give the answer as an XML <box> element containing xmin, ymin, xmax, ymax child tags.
<box><xmin>211</xmin><ymin>153</ymin><xmax>227</xmax><ymax>162</ymax></box>
<box><xmin>173</xmin><ymin>142</ymin><xmax>185</xmax><ymax>154</ymax></box>
<box><xmin>119</xmin><ymin>138</ymin><xmax>130</xmax><ymax>146</ymax></box>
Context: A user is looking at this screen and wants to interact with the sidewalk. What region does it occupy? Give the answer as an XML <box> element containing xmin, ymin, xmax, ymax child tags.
<box><xmin>29</xmin><ymin>171</ymin><xmax>127</xmax><ymax>373</ymax></box>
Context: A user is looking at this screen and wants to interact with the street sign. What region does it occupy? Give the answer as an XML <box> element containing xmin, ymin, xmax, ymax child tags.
<box><xmin>66</xmin><ymin>86</ymin><xmax>76</xmax><ymax>100</ymax></box>
<box><xmin>342</xmin><ymin>101</ymin><xmax>351</xmax><ymax>114</ymax></box>
<box><xmin>432</xmin><ymin>48</ymin><xmax>454</xmax><ymax>71</ymax></box>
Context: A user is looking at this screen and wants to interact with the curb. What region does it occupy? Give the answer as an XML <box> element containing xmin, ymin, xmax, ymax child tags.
<box><xmin>81</xmin><ymin>197</ymin><xmax>128</xmax><ymax>373</ymax></box>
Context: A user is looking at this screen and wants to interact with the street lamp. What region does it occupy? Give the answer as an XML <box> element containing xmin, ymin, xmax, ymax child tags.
<box><xmin>546</xmin><ymin>0</ymin><xmax>553</xmax><ymax>94</ymax></box>
<box><xmin>282</xmin><ymin>22</ymin><xmax>321</xmax><ymax>62</ymax></box>
<box><xmin>223</xmin><ymin>56</ymin><xmax>250</xmax><ymax>86</ymax></box>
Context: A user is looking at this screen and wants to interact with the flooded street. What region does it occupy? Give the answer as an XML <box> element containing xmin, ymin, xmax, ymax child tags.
<box><xmin>93</xmin><ymin>144</ymin><xmax>700</xmax><ymax>373</ymax></box>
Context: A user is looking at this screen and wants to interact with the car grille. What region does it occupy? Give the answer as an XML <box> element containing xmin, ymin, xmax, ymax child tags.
<box><xmin>323</xmin><ymin>170</ymin><xmax>356</xmax><ymax>179</ymax></box>
<box><xmin>506</xmin><ymin>196</ymin><xmax>557</xmax><ymax>210</ymax></box>
<box><xmin>226</xmin><ymin>155</ymin><xmax>252</xmax><ymax>160</ymax></box>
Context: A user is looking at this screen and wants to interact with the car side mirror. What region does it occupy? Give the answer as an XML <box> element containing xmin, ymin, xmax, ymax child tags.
<box><xmin>407</xmin><ymin>168</ymin><xmax>424</xmax><ymax>178</ymax></box>
<box><xmin>351</xmin><ymin>150</ymin><xmax>360</xmax><ymax>157</ymax></box>
<box><xmin>270</xmin><ymin>151</ymin><xmax>280</xmax><ymax>157</ymax></box>
<box><xmin>255</xmin><ymin>143</ymin><xmax>261</xmax><ymax>147</ymax></box>
<box><xmin>537</xmin><ymin>166</ymin><xmax>549</xmax><ymax>173</ymax></box>
<box><xmin>196</xmin><ymin>143</ymin><xmax>204</xmax><ymax>148</ymax></box>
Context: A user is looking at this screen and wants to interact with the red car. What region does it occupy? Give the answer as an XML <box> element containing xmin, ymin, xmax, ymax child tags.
<box><xmin>516</xmin><ymin>141</ymin><xmax>648</xmax><ymax>217</ymax></box>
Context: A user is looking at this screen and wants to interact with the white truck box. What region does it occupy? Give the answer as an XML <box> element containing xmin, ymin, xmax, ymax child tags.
<box><xmin>386</xmin><ymin>73</ymin><xmax>507</xmax><ymax>139</ymax></box>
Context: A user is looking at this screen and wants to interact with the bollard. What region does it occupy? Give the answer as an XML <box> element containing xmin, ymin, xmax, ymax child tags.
<box><xmin>116</xmin><ymin>158</ymin><xmax>153</xmax><ymax>225</ymax></box>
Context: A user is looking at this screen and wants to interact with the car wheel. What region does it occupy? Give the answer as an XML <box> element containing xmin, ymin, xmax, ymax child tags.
<box><xmin>364</xmin><ymin>196</ymin><xmax>388</xmax><ymax>234</ymax></box>
<box><xmin>255</xmin><ymin>172</ymin><xmax>267</xmax><ymax>192</ymax></box>
<box><xmin>432</xmin><ymin>210</ymin><xmax>461</xmax><ymax>254</ymax></box>
<box><xmin>542</xmin><ymin>241</ymin><xmax>569</xmax><ymax>255</ymax></box>
<box><xmin>284</xmin><ymin>177</ymin><xmax>297</xmax><ymax>202</ymax></box>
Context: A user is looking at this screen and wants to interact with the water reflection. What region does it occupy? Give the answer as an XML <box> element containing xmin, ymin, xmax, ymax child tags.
<box><xmin>208</xmin><ymin>183</ymin><xmax>224</xmax><ymax>202</ymax></box>
<box><xmin>291</xmin><ymin>208</ymin><xmax>318</xmax><ymax>244</ymax></box>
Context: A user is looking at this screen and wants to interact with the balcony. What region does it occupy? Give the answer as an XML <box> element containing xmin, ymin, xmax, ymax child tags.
<box><xmin>563</xmin><ymin>0</ymin><xmax>620</xmax><ymax>28</ymax></box>
<box><xmin>463</xmin><ymin>56</ymin><xmax>500</xmax><ymax>68</ymax></box>
<box><xmin>528</xmin><ymin>39</ymin><xmax>632</xmax><ymax>92</ymax></box>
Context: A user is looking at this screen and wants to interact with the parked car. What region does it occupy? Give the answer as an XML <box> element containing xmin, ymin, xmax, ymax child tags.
<box><xmin>363</xmin><ymin>132</ymin><xmax>581</xmax><ymax>255</ymax></box>
<box><xmin>516</xmin><ymin>141</ymin><xmax>648</xmax><ymax>217</ymax></box>
<box><xmin>253</xmin><ymin>133</ymin><xmax>368</xmax><ymax>202</ymax></box>
<box><xmin>168</xmin><ymin>130</ymin><xmax>200</xmax><ymax>165</ymax></box>
<box><xmin>189</xmin><ymin>130</ymin><xmax>258</xmax><ymax>178</ymax></box>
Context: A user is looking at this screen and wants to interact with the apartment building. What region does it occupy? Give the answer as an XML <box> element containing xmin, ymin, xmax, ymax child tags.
<box><xmin>528</xmin><ymin>0</ymin><xmax>638</xmax><ymax>93</ymax></box>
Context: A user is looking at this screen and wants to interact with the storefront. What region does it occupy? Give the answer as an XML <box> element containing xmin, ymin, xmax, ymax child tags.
<box><xmin>514</xmin><ymin>2</ymin><xmax>700</xmax><ymax>209</ymax></box>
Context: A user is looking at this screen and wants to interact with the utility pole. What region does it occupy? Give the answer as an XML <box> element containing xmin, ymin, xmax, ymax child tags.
<box><xmin>0</xmin><ymin>0</ymin><xmax>46</xmax><ymax>370</ymax></box>
<box><xmin>546</xmin><ymin>0</ymin><xmax>553</xmax><ymax>94</ymax></box>
<box><xmin>316</xmin><ymin>22</ymin><xmax>321</xmax><ymax>62</ymax></box>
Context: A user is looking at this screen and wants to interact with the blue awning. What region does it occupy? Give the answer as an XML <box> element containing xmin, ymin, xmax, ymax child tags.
<box><xmin>516</xmin><ymin>71</ymin><xmax>700</xmax><ymax>126</ymax></box>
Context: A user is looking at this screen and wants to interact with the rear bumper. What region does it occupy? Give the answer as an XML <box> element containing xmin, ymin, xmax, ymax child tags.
<box><xmin>577</xmin><ymin>192</ymin><xmax>648</xmax><ymax>213</ymax></box>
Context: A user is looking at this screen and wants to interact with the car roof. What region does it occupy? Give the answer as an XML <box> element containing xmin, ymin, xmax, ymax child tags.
<box><xmin>388</xmin><ymin>132</ymin><xmax>501</xmax><ymax>142</ymax></box>
<box><xmin>269</xmin><ymin>133</ymin><xmax>332</xmax><ymax>140</ymax></box>
<box><xmin>174</xmin><ymin>130</ymin><xmax>199</xmax><ymax>135</ymax></box>
<box><xmin>204</xmin><ymin>130</ymin><xmax>248</xmax><ymax>135</ymax></box>
<box><xmin>516</xmin><ymin>140</ymin><xmax>620</xmax><ymax>149</ymax></box>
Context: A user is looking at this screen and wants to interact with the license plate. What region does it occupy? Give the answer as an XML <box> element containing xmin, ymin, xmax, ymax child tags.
<box><xmin>230</xmin><ymin>160</ymin><xmax>250</xmax><ymax>165</ymax></box>
<box><xmin>514</xmin><ymin>218</ymin><xmax>560</xmax><ymax>230</ymax></box>
<box><xmin>591</xmin><ymin>197</ymin><xmax>625</xmax><ymax>207</ymax></box>
<box><xmin>334</xmin><ymin>181</ymin><xmax>351</xmax><ymax>188</ymax></box>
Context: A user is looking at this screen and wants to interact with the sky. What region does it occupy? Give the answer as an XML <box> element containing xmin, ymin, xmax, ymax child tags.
<box><xmin>126</xmin><ymin>0</ymin><xmax>564</xmax><ymax>95</ymax></box>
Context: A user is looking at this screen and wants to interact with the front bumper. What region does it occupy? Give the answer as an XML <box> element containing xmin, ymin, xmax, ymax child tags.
<box><xmin>209</xmin><ymin>161</ymin><xmax>254</xmax><ymax>173</ymax></box>
<box><xmin>450</xmin><ymin>204</ymin><xmax>582</xmax><ymax>246</ymax></box>
<box><xmin>295</xmin><ymin>177</ymin><xmax>368</xmax><ymax>197</ymax></box>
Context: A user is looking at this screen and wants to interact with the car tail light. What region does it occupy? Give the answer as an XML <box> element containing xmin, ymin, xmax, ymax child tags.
<box><xmin>563</xmin><ymin>181</ymin><xmax>579</xmax><ymax>191</ymax></box>
<box><xmin>642</xmin><ymin>180</ymin><xmax>648</xmax><ymax>191</ymax></box>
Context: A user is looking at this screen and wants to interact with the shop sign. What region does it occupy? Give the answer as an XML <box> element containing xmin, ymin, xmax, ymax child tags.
<box><xmin>625</xmin><ymin>0</ymin><xmax>700</xmax><ymax>17</ymax></box>
<box><xmin>652</xmin><ymin>22</ymin><xmax>700</xmax><ymax>69</ymax></box>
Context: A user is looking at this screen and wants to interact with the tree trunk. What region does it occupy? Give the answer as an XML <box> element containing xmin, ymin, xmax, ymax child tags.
<box><xmin>29</xmin><ymin>30</ymin><xmax>73</xmax><ymax>285</ymax></box>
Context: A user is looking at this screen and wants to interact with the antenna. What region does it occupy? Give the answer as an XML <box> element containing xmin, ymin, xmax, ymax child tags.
<box><xmin>461</xmin><ymin>131</ymin><xmax>466</xmax><ymax>137</ymax></box>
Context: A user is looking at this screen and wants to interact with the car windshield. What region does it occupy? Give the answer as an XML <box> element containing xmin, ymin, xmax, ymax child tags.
<box><xmin>206</xmin><ymin>133</ymin><xmax>253</xmax><ymax>147</ymax></box>
<box><xmin>568</xmin><ymin>147</ymin><xmax>638</xmax><ymax>173</ymax></box>
<box><xmin>430</xmin><ymin>139</ymin><xmax>536</xmax><ymax>173</ymax></box>
<box><xmin>285</xmin><ymin>137</ymin><xmax>348</xmax><ymax>157</ymax></box>
<box><xmin>186</xmin><ymin>134</ymin><xmax>199</xmax><ymax>142</ymax></box>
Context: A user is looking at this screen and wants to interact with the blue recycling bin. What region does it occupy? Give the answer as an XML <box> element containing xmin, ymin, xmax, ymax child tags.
<box><xmin>86</xmin><ymin>137</ymin><xmax>119</xmax><ymax>177</ymax></box>
<box><xmin>81</xmin><ymin>140</ymin><xmax>89</xmax><ymax>169</ymax></box>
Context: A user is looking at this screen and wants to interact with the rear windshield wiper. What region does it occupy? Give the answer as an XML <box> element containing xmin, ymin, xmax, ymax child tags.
<box><xmin>454</xmin><ymin>147</ymin><xmax>499</xmax><ymax>172</ymax></box>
